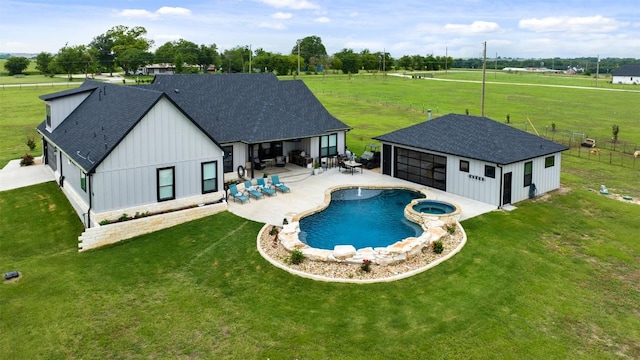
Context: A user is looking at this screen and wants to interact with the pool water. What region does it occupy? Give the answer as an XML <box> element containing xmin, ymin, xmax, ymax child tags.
<box><xmin>299</xmin><ymin>188</ymin><xmax>425</xmax><ymax>250</ymax></box>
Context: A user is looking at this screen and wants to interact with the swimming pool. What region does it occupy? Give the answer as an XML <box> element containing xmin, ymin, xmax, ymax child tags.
<box><xmin>299</xmin><ymin>188</ymin><xmax>425</xmax><ymax>250</ymax></box>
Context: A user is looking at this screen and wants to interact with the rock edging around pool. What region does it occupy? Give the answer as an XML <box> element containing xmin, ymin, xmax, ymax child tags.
<box><xmin>256</xmin><ymin>185</ymin><xmax>468</xmax><ymax>283</ymax></box>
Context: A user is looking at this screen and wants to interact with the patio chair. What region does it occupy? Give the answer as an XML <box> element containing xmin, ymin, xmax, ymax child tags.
<box><xmin>244</xmin><ymin>180</ymin><xmax>264</xmax><ymax>200</ymax></box>
<box><xmin>253</xmin><ymin>158</ymin><xmax>266</xmax><ymax>170</ymax></box>
<box><xmin>257</xmin><ymin>177</ymin><xmax>276</xmax><ymax>197</ymax></box>
<box><xmin>275</xmin><ymin>155</ymin><xmax>286</xmax><ymax>167</ymax></box>
<box><xmin>228</xmin><ymin>183</ymin><xmax>249</xmax><ymax>203</ymax></box>
<box><xmin>271</xmin><ymin>175</ymin><xmax>290</xmax><ymax>193</ymax></box>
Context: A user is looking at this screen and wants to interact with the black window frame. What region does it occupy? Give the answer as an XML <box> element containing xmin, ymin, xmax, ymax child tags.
<box><xmin>544</xmin><ymin>156</ymin><xmax>555</xmax><ymax>168</ymax></box>
<box><xmin>80</xmin><ymin>172</ymin><xmax>86</xmax><ymax>192</ymax></box>
<box><xmin>484</xmin><ymin>165</ymin><xmax>496</xmax><ymax>178</ymax></box>
<box><xmin>524</xmin><ymin>161</ymin><xmax>533</xmax><ymax>187</ymax></box>
<box><xmin>459</xmin><ymin>160</ymin><xmax>469</xmax><ymax>173</ymax></box>
<box><xmin>320</xmin><ymin>133</ymin><xmax>338</xmax><ymax>157</ymax></box>
<box><xmin>157</xmin><ymin>166</ymin><xmax>175</xmax><ymax>202</ymax></box>
<box><xmin>222</xmin><ymin>146</ymin><xmax>233</xmax><ymax>173</ymax></box>
<box><xmin>45</xmin><ymin>104</ymin><xmax>51</xmax><ymax>128</ymax></box>
<box><xmin>201</xmin><ymin>161</ymin><xmax>218</xmax><ymax>194</ymax></box>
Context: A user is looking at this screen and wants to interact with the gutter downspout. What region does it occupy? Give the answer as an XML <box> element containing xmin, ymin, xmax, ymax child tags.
<box><xmin>497</xmin><ymin>164</ymin><xmax>503</xmax><ymax>209</ymax></box>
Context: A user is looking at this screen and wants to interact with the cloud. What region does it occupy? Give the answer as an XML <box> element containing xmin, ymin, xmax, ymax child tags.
<box><xmin>257</xmin><ymin>0</ymin><xmax>320</xmax><ymax>10</ymax></box>
<box><xmin>272</xmin><ymin>12</ymin><xmax>293</xmax><ymax>19</ymax></box>
<box><xmin>443</xmin><ymin>21</ymin><xmax>501</xmax><ymax>34</ymax></box>
<box><xmin>156</xmin><ymin>7</ymin><xmax>192</xmax><ymax>16</ymax></box>
<box><xmin>314</xmin><ymin>16</ymin><xmax>330</xmax><ymax>23</ymax></box>
<box><xmin>114</xmin><ymin>9</ymin><xmax>157</xmax><ymax>19</ymax></box>
<box><xmin>519</xmin><ymin>15</ymin><xmax>626</xmax><ymax>33</ymax></box>
<box><xmin>114</xmin><ymin>7</ymin><xmax>191</xmax><ymax>19</ymax></box>
<box><xmin>257</xmin><ymin>22</ymin><xmax>287</xmax><ymax>30</ymax></box>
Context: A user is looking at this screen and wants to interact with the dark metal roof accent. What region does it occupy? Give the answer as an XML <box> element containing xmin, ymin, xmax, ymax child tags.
<box><xmin>611</xmin><ymin>64</ymin><xmax>640</xmax><ymax>77</ymax></box>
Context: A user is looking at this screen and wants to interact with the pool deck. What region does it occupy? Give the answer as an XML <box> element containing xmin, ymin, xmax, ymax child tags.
<box><xmin>228</xmin><ymin>164</ymin><xmax>498</xmax><ymax>226</ymax></box>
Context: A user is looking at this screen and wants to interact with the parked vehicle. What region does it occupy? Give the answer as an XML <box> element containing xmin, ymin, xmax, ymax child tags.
<box><xmin>359</xmin><ymin>144</ymin><xmax>381</xmax><ymax>169</ymax></box>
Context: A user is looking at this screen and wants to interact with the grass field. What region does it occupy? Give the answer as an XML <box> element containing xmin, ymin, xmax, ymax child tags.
<box><xmin>1</xmin><ymin>72</ymin><xmax>639</xmax><ymax>358</ymax></box>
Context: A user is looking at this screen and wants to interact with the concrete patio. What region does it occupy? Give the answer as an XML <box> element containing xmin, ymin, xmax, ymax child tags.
<box><xmin>228</xmin><ymin>164</ymin><xmax>498</xmax><ymax>226</ymax></box>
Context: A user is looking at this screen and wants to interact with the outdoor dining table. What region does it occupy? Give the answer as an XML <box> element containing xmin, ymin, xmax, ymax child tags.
<box><xmin>343</xmin><ymin>161</ymin><xmax>363</xmax><ymax>175</ymax></box>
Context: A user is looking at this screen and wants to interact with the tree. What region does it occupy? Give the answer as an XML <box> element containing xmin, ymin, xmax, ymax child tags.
<box><xmin>4</xmin><ymin>57</ymin><xmax>30</xmax><ymax>75</ymax></box>
<box><xmin>118</xmin><ymin>47</ymin><xmax>152</xmax><ymax>75</ymax></box>
<box><xmin>88</xmin><ymin>33</ymin><xmax>116</xmax><ymax>75</ymax></box>
<box><xmin>154</xmin><ymin>41</ymin><xmax>175</xmax><ymax>64</ymax></box>
<box><xmin>222</xmin><ymin>46</ymin><xmax>251</xmax><ymax>73</ymax></box>
<box><xmin>35</xmin><ymin>52</ymin><xmax>55</xmax><ymax>76</ymax></box>
<box><xmin>198</xmin><ymin>44</ymin><xmax>219</xmax><ymax>71</ymax></box>
<box><xmin>333</xmin><ymin>48</ymin><xmax>360</xmax><ymax>74</ymax></box>
<box><xmin>291</xmin><ymin>36</ymin><xmax>327</xmax><ymax>70</ymax></box>
<box><xmin>106</xmin><ymin>25</ymin><xmax>153</xmax><ymax>73</ymax></box>
<box><xmin>55</xmin><ymin>44</ymin><xmax>86</xmax><ymax>80</ymax></box>
<box><xmin>612</xmin><ymin>124</ymin><xmax>619</xmax><ymax>143</ymax></box>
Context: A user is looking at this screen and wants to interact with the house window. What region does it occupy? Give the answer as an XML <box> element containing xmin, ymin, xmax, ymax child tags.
<box><xmin>460</xmin><ymin>160</ymin><xmax>469</xmax><ymax>173</ymax></box>
<box><xmin>484</xmin><ymin>165</ymin><xmax>495</xmax><ymax>178</ymax></box>
<box><xmin>201</xmin><ymin>161</ymin><xmax>218</xmax><ymax>194</ymax></box>
<box><xmin>320</xmin><ymin>134</ymin><xmax>338</xmax><ymax>157</ymax></box>
<box><xmin>80</xmin><ymin>172</ymin><xmax>86</xmax><ymax>192</ymax></box>
<box><xmin>222</xmin><ymin>146</ymin><xmax>233</xmax><ymax>173</ymax></box>
<box><xmin>45</xmin><ymin>104</ymin><xmax>51</xmax><ymax>128</ymax></box>
<box><xmin>524</xmin><ymin>161</ymin><xmax>533</xmax><ymax>187</ymax></box>
<box><xmin>157</xmin><ymin>167</ymin><xmax>175</xmax><ymax>202</ymax></box>
<box><xmin>545</xmin><ymin>156</ymin><xmax>555</xmax><ymax>168</ymax></box>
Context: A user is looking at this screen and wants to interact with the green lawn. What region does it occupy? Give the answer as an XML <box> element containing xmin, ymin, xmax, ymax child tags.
<box><xmin>1</xmin><ymin>73</ymin><xmax>639</xmax><ymax>358</ymax></box>
<box><xmin>1</xmin><ymin>165</ymin><xmax>639</xmax><ymax>358</ymax></box>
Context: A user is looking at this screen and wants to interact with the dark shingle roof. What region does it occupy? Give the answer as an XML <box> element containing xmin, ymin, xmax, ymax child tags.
<box><xmin>38</xmin><ymin>81</ymin><xmax>165</xmax><ymax>172</ymax></box>
<box><xmin>37</xmin><ymin>74</ymin><xmax>350</xmax><ymax>172</ymax></box>
<box><xmin>611</xmin><ymin>64</ymin><xmax>640</xmax><ymax>77</ymax></box>
<box><xmin>143</xmin><ymin>73</ymin><xmax>350</xmax><ymax>143</ymax></box>
<box><xmin>373</xmin><ymin>114</ymin><xmax>568</xmax><ymax>165</ymax></box>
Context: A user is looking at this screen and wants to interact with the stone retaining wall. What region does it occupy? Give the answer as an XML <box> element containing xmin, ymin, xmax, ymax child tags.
<box><xmin>78</xmin><ymin>202</ymin><xmax>227</xmax><ymax>252</ymax></box>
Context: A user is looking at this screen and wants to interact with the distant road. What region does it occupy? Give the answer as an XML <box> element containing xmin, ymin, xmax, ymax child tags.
<box><xmin>388</xmin><ymin>73</ymin><xmax>640</xmax><ymax>93</ymax></box>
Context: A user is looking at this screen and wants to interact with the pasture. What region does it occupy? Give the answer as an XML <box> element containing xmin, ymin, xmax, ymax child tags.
<box><xmin>0</xmin><ymin>72</ymin><xmax>639</xmax><ymax>358</ymax></box>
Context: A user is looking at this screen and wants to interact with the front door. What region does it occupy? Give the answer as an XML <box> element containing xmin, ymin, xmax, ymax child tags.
<box><xmin>503</xmin><ymin>172</ymin><xmax>512</xmax><ymax>205</ymax></box>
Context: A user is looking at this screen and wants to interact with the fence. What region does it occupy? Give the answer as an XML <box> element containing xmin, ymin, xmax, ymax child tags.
<box><xmin>0</xmin><ymin>82</ymin><xmax>80</xmax><ymax>90</ymax></box>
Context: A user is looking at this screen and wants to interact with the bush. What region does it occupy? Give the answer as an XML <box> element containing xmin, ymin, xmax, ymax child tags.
<box><xmin>20</xmin><ymin>153</ymin><xmax>34</xmax><ymax>166</ymax></box>
<box><xmin>360</xmin><ymin>259</ymin><xmax>372</xmax><ymax>273</ymax></box>
<box><xmin>432</xmin><ymin>240</ymin><xmax>444</xmax><ymax>254</ymax></box>
<box><xmin>288</xmin><ymin>249</ymin><xmax>305</xmax><ymax>265</ymax></box>
<box><xmin>446</xmin><ymin>224</ymin><xmax>456</xmax><ymax>234</ymax></box>
<box><xmin>26</xmin><ymin>137</ymin><xmax>37</xmax><ymax>151</ymax></box>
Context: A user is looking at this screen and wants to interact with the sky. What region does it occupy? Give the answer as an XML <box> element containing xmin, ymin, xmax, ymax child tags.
<box><xmin>1</xmin><ymin>0</ymin><xmax>639</xmax><ymax>59</ymax></box>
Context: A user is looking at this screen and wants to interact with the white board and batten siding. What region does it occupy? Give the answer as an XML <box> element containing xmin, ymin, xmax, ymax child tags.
<box><xmin>46</xmin><ymin>92</ymin><xmax>91</xmax><ymax>132</ymax></box>
<box><xmin>92</xmin><ymin>97</ymin><xmax>224</xmax><ymax>212</ymax></box>
<box><xmin>446</xmin><ymin>155</ymin><xmax>500</xmax><ymax>205</ymax></box>
<box><xmin>508</xmin><ymin>153</ymin><xmax>562</xmax><ymax>204</ymax></box>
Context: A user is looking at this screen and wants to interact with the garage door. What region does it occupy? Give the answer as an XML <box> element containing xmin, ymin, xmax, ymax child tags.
<box><xmin>394</xmin><ymin>147</ymin><xmax>446</xmax><ymax>191</ymax></box>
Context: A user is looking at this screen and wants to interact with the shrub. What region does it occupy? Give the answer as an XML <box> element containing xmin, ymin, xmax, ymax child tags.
<box><xmin>20</xmin><ymin>153</ymin><xmax>34</xmax><ymax>166</ymax></box>
<box><xmin>26</xmin><ymin>137</ymin><xmax>37</xmax><ymax>151</ymax></box>
<box><xmin>432</xmin><ymin>241</ymin><xmax>444</xmax><ymax>254</ymax></box>
<box><xmin>360</xmin><ymin>259</ymin><xmax>372</xmax><ymax>273</ymax></box>
<box><xmin>99</xmin><ymin>219</ymin><xmax>112</xmax><ymax>226</ymax></box>
<box><xmin>446</xmin><ymin>224</ymin><xmax>456</xmax><ymax>234</ymax></box>
<box><xmin>288</xmin><ymin>249</ymin><xmax>305</xmax><ymax>265</ymax></box>
<box><xmin>118</xmin><ymin>213</ymin><xmax>130</xmax><ymax>222</ymax></box>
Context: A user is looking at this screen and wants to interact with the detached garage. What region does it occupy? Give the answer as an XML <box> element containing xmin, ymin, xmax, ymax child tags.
<box><xmin>373</xmin><ymin>114</ymin><xmax>569</xmax><ymax>207</ymax></box>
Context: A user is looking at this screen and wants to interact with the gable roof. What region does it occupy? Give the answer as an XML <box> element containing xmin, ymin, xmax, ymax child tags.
<box><xmin>611</xmin><ymin>64</ymin><xmax>640</xmax><ymax>77</ymax></box>
<box><xmin>142</xmin><ymin>73</ymin><xmax>350</xmax><ymax>143</ymax></box>
<box><xmin>373</xmin><ymin>114</ymin><xmax>568</xmax><ymax>165</ymax></box>
<box><xmin>38</xmin><ymin>81</ymin><xmax>172</xmax><ymax>173</ymax></box>
<box><xmin>37</xmin><ymin>74</ymin><xmax>350</xmax><ymax>173</ymax></box>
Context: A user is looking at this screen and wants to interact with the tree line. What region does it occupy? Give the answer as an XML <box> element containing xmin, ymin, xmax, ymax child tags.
<box><xmin>2</xmin><ymin>25</ymin><xmax>638</xmax><ymax>77</ymax></box>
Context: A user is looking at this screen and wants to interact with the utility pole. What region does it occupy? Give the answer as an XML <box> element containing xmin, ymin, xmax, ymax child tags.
<box><xmin>481</xmin><ymin>41</ymin><xmax>487</xmax><ymax>117</ymax></box>
<box><xmin>248</xmin><ymin>44</ymin><xmax>252</xmax><ymax>73</ymax></box>
<box><xmin>445</xmin><ymin>46</ymin><xmax>448</xmax><ymax>74</ymax></box>
<box><xmin>596</xmin><ymin>54</ymin><xmax>600</xmax><ymax>87</ymax></box>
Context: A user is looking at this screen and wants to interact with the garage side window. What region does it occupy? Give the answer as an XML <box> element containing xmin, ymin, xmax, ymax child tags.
<box><xmin>460</xmin><ymin>160</ymin><xmax>469</xmax><ymax>172</ymax></box>
<box><xmin>80</xmin><ymin>172</ymin><xmax>86</xmax><ymax>192</ymax></box>
<box><xmin>157</xmin><ymin>167</ymin><xmax>175</xmax><ymax>202</ymax></box>
<box><xmin>524</xmin><ymin>161</ymin><xmax>533</xmax><ymax>187</ymax></box>
<box><xmin>484</xmin><ymin>165</ymin><xmax>495</xmax><ymax>178</ymax></box>
<box><xmin>545</xmin><ymin>156</ymin><xmax>555</xmax><ymax>168</ymax></box>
